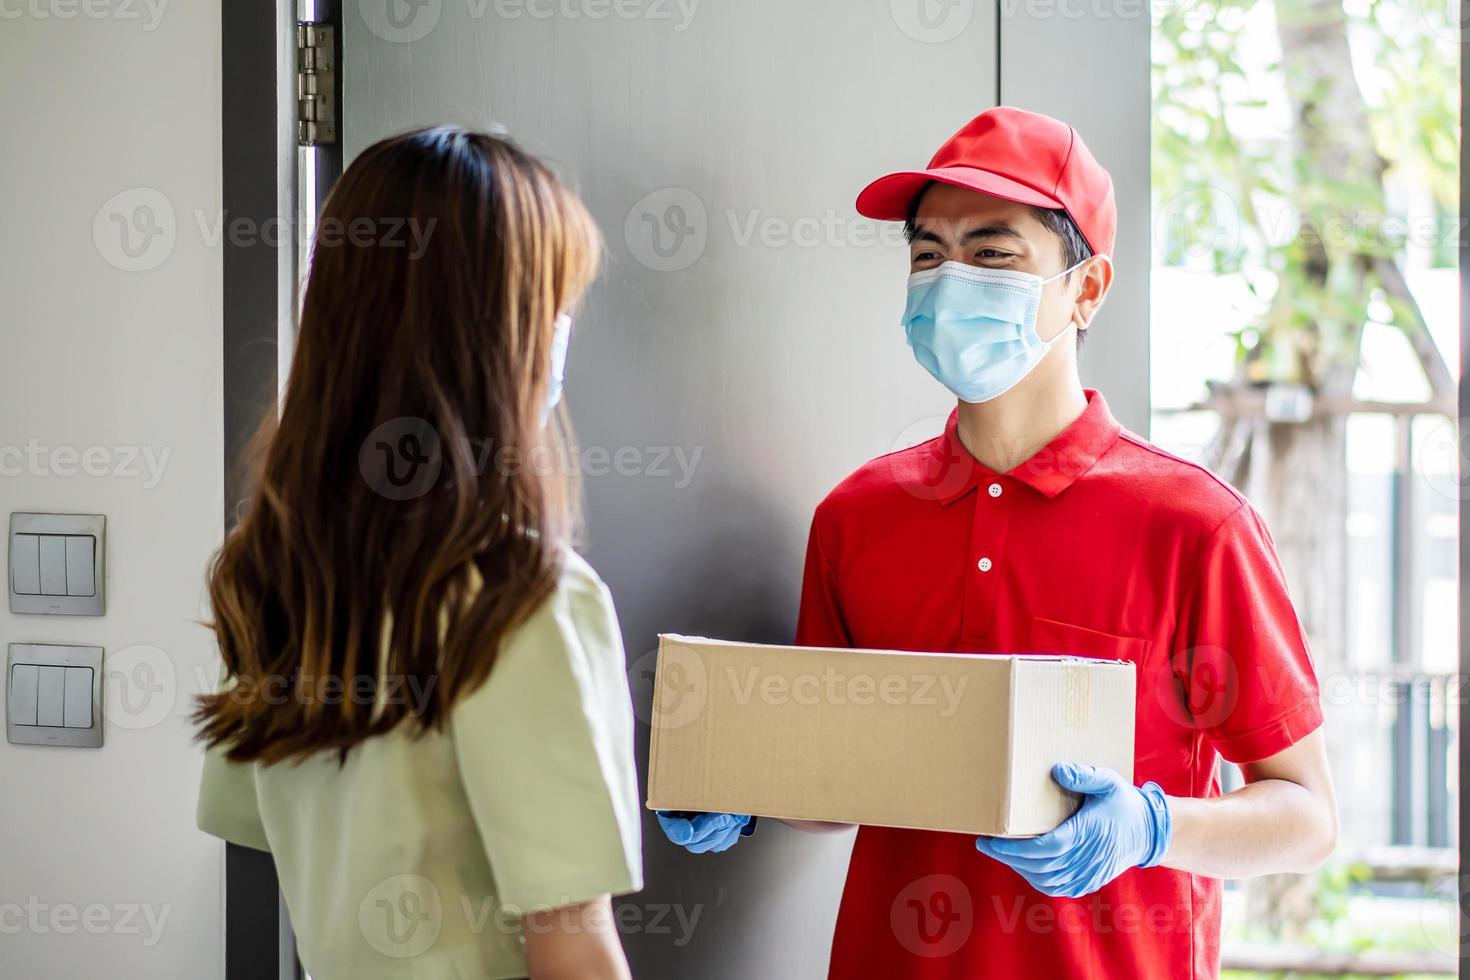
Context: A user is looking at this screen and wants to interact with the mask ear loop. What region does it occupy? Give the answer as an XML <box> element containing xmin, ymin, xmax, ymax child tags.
<box><xmin>1045</xmin><ymin>252</ymin><xmax>1110</xmax><ymax>335</ymax></box>
<box><xmin>1044</xmin><ymin>321</ymin><xmax>1078</xmax><ymax>348</ymax></box>
<box><xmin>1039</xmin><ymin>253</ymin><xmax>1104</xmax><ymax>286</ymax></box>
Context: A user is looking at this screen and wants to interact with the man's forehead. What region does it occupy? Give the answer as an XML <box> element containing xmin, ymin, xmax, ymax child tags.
<box><xmin>912</xmin><ymin>186</ymin><xmax>1041</xmax><ymax>236</ymax></box>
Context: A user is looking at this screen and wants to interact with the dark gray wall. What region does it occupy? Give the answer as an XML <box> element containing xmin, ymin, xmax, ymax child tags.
<box><xmin>999</xmin><ymin>2</ymin><xmax>1152</xmax><ymax>432</ymax></box>
<box><xmin>339</xmin><ymin>2</ymin><xmax>1147</xmax><ymax>976</ymax></box>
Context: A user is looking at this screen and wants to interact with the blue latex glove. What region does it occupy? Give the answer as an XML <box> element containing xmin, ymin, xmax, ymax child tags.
<box><xmin>656</xmin><ymin>811</ymin><xmax>755</xmax><ymax>853</ymax></box>
<box><xmin>974</xmin><ymin>763</ymin><xmax>1172</xmax><ymax>898</ymax></box>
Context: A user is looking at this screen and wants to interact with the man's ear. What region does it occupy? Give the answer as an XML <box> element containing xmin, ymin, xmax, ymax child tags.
<box><xmin>1074</xmin><ymin>254</ymin><xmax>1114</xmax><ymax>332</ymax></box>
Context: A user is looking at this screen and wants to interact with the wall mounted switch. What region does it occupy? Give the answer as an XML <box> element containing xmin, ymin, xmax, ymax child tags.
<box><xmin>8</xmin><ymin>514</ymin><xmax>106</xmax><ymax>616</ymax></box>
<box><xmin>7</xmin><ymin>644</ymin><xmax>103</xmax><ymax>748</ymax></box>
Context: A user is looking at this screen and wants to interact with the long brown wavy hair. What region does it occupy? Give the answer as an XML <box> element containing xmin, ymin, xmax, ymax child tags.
<box><xmin>195</xmin><ymin>126</ymin><xmax>601</xmax><ymax>764</ymax></box>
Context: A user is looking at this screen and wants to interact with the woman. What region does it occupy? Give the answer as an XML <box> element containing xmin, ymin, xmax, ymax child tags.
<box><xmin>195</xmin><ymin>127</ymin><xmax>641</xmax><ymax>980</ymax></box>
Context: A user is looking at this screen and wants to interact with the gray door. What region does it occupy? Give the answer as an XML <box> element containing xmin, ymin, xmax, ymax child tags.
<box><xmin>342</xmin><ymin>4</ymin><xmax>998</xmax><ymax>977</ymax></box>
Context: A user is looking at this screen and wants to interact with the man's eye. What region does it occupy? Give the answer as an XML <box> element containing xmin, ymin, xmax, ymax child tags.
<box><xmin>912</xmin><ymin>250</ymin><xmax>942</xmax><ymax>263</ymax></box>
<box><xmin>976</xmin><ymin>248</ymin><xmax>1011</xmax><ymax>260</ymax></box>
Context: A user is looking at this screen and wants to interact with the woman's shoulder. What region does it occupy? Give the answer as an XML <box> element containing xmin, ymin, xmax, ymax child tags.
<box><xmin>557</xmin><ymin>549</ymin><xmax>610</xmax><ymax>601</ymax></box>
<box><xmin>542</xmin><ymin>549</ymin><xmax>617</xmax><ymax>626</ymax></box>
<box><xmin>507</xmin><ymin>549</ymin><xmax>621</xmax><ymax>657</ymax></box>
<box><xmin>454</xmin><ymin>548</ymin><xmax>625</xmax><ymax>711</ymax></box>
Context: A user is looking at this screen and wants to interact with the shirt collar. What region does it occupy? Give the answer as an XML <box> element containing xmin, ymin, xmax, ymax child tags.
<box><xmin>926</xmin><ymin>389</ymin><xmax>1122</xmax><ymax>504</ymax></box>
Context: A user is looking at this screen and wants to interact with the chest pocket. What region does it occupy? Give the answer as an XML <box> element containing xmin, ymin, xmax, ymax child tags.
<box><xmin>1029</xmin><ymin>616</ymin><xmax>1180</xmax><ymax>775</ymax></box>
<box><xmin>1028</xmin><ymin>616</ymin><xmax>1153</xmax><ymax>669</ymax></box>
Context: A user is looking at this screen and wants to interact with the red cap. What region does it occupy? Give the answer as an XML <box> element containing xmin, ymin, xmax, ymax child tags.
<box><xmin>856</xmin><ymin>106</ymin><xmax>1116</xmax><ymax>257</ymax></box>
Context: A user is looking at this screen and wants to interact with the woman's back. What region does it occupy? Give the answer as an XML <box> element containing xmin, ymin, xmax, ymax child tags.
<box><xmin>193</xmin><ymin>127</ymin><xmax>642</xmax><ymax>980</ymax></box>
<box><xmin>200</xmin><ymin>553</ymin><xmax>641</xmax><ymax>980</ymax></box>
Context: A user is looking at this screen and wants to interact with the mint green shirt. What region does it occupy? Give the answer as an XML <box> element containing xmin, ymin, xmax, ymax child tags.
<box><xmin>196</xmin><ymin>553</ymin><xmax>644</xmax><ymax>980</ymax></box>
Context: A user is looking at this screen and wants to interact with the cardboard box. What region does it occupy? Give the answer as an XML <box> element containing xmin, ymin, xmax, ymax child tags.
<box><xmin>646</xmin><ymin>634</ymin><xmax>1135</xmax><ymax>836</ymax></box>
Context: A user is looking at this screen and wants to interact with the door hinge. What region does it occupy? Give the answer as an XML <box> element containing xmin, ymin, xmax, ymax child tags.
<box><xmin>297</xmin><ymin>22</ymin><xmax>336</xmax><ymax>147</ymax></box>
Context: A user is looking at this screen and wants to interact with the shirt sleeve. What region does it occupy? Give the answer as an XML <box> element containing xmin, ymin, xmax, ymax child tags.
<box><xmin>1171</xmin><ymin>502</ymin><xmax>1324</xmax><ymax>764</ymax></box>
<box><xmin>196</xmin><ymin>698</ymin><xmax>272</xmax><ymax>852</ymax></box>
<box><xmin>795</xmin><ymin>506</ymin><xmax>852</xmax><ymax>648</ymax></box>
<box><xmin>451</xmin><ymin>554</ymin><xmax>643</xmax><ymax>914</ymax></box>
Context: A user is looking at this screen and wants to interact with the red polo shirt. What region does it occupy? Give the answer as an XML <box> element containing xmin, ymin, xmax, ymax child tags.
<box><xmin>798</xmin><ymin>390</ymin><xmax>1323</xmax><ymax>980</ymax></box>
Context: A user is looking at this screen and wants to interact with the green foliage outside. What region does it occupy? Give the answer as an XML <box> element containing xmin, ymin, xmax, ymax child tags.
<box><xmin>1153</xmin><ymin>0</ymin><xmax>1457</xmax><ymax>389</ymax></box>
<box><xmin>1154</xmin><ymin>0</ymin><xmax>1460</xmax><ymax>974</ymax></box>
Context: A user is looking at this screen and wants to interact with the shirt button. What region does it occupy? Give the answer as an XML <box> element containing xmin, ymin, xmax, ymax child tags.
<box><xmin>977</xmin><ymin>557</ymin><xmax>993</xmax><ymax>572</ymax></box>
<box><xmin>988</xmin><ymin>483</ymin><xmax>1002</xmax><ymax>498</ymax></box>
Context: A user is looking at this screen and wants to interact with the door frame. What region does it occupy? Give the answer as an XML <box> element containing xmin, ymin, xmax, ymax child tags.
<box><xmin>1458</xmin><ymin>2</ymin><xmax>1469</xmax><ymax>971</ymax></box>
<box><xmin>220</xmin><ymin>0</ymin><xmax>338</xmax><ymax>976</ymax></box>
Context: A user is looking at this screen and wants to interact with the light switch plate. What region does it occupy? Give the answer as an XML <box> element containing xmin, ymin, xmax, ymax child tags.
<box><xmin>7</xmin><ymin>643</ymin><xmax>104</xmax><ymax>748</ymax></box>
<box><xmin>9</xmin><ymin>513</ymin><xmax>106</xmax><ymax>616</ymax></box>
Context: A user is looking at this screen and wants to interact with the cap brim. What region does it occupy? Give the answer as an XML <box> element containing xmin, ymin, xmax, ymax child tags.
<box><xmin>855</xmin><ymin>166</ymin><xmax>1063</xmax><ymax>221</ymax></box>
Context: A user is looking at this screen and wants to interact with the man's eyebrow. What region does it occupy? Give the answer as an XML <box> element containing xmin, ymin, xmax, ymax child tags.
<box><xmin>909</xmin><ymin>221</ymin><xmax>1029</xmax><ymax>246</ymax></box>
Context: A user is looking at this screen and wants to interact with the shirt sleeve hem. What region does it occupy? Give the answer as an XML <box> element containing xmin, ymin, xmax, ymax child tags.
<box><xmin>1210</xmin><ymin>698</ymin><xmax>1324</xmax><ymax>764</ymax></box>
<box><xmin>195</xmin><ymin>804</ymin><xmax>272</xmax><ymax>853</ymax></box>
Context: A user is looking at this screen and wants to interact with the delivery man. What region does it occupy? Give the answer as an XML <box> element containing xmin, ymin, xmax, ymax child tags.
<box><xmin>656</xmin><ymin>106</ymin><xmax>1338</xmax><ymax>979</ymax></box>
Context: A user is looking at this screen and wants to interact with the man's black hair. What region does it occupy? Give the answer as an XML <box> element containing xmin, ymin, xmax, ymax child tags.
<box><xmin>901</xmin><ymin>181</ymin><xmax>1093</xmax><ymax>345</ymax></box>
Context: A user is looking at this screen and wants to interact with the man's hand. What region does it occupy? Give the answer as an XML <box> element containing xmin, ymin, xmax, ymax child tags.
<box><xmin>974</xmin><ymin>763</ymin><xmax>1172</xmax><ymax>898</ymax></box>
<box><xmin>656</xmin><ymin>811</ymin><xmax>755</xmax><ymax>853</ymax></box>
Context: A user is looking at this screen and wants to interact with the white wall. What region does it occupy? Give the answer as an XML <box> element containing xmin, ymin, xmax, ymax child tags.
<box><xmin>0</xmin><ymin>4</ymin><xmax>225</xmax><ymax>979</ymax></box>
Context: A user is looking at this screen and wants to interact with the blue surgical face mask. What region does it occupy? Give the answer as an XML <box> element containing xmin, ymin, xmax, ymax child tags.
<box><xmin>901</xmin><ymin>258</ymin><xmax>1090</xmax><ymax>403</ymax></box>
<box><xmin>542</xmin><ymin>312</ymin><xmax>572</xmax><ymax>424</ymax></box>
